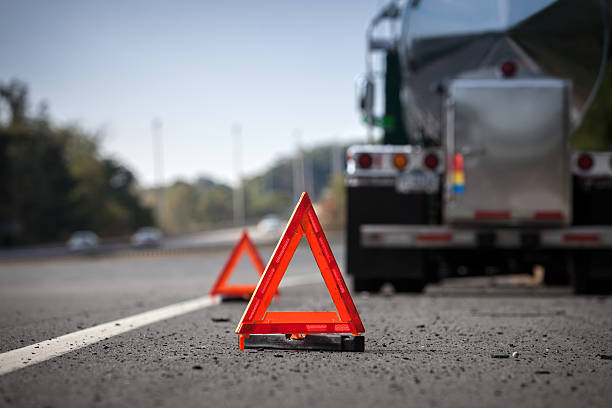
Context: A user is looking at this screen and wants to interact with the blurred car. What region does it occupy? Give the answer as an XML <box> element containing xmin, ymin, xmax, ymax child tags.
<box><xmin>257</xmin><ymin>214</ymin><xmax>282</xmax><ymax>233</ymax></box>
<box><xmin>66</xmin><ymin>231</ymin><xmax>99</xmax><ymax>252</ymax></box>
<box><xmin>131</xmin><ymin>227</ymin><xmax>163</xmax><ymax>248</ymax></box>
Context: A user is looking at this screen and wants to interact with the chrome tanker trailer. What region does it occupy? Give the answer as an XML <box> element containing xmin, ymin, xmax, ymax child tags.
<box><xmin>346</xmin><ymin>0</ymin><xmax>612</xmax><ymax>294</ymax></box>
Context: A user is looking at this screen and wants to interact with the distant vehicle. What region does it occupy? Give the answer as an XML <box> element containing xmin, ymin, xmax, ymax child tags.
<box><xmin>66</xmin><ymin>231</ymin><xmax>99</xmax><ymax>252</ymax></box>
<box><xmin>131</xmin><ymin>227</ymin><xmax>163</xmax><ymax>248</ymax></box>
<box><xmin>257</xmin><ymin>214</ymin><xmax>282</xmax><ymax>233</ymax></box>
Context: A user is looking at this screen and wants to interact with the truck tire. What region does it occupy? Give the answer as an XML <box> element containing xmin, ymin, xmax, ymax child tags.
<box><xmin>392</xmin><ymin>278</ymin><xmax>425</xmax><ymax>293</ymax></box>
<box><xmin>572</xmin><ymin>252</ymin><xmax>612</xmax><ymax>295</ymax></box>
<box><xmin>349</xmin><ymin>248</ymin><xmax>426</xmax><ymax>293</ymax></box>
<box><xmin>346</xmin><ymin>185</ymin><xmax>436</xmax><ymax>294</ymax></box>
<box><xmin>353</xmin><ymin>277</ymin><xmax>383</xmax><ymax>293</ymax></box>
<box><xmin>543</xmin><ymin>255</ymin><xmax>570</xmax><ymax>286</ymax></box>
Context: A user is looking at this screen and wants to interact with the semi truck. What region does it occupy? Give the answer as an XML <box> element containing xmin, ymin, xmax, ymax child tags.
<box><xmin>346</xmin><ymin>0</ymin><xmax>612</xmax><ymax>294</ymax></box>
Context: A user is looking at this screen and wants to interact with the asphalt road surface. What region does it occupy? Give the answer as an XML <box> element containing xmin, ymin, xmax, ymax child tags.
<box><xmin>0</xmin><ymin>238</ymin><xmax>611</xmax><ymax>407</ymax></box>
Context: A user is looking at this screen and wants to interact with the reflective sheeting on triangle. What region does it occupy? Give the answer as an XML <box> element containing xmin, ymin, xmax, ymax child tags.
<box><xmin>235</xmin><ymin>192</ymin><xmax>365</xmax><ymax>350</ymax></box>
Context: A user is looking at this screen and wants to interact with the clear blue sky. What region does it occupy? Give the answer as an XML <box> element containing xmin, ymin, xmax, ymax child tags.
<box><xmin>0</xmin><ymin>0</ymin><xmax>381</xmax><ymax>186</ymax></box>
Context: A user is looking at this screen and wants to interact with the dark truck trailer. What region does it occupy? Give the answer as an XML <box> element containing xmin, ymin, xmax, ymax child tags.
<box><xmin>346</xmin><ymin>0</ymin><xmax>612</xmax><ymax>294</ymax></box>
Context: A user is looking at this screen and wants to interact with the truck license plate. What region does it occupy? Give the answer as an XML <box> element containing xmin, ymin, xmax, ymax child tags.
<box><xmin>395</xmin><ymin>170</ymin><xmax>438</xmax><ymax>193</ymax></box>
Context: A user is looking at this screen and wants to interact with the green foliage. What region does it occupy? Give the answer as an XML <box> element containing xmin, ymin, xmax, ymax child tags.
<box><xmin>0</xmin><ymin>80</ymin><xmax>153</xmax><ymax>245</ymax></box>
<box><xmin>1</xmin><ymin>125</ymin><xmax>76</xmax><ymax>244</ymax></box>
<box><xmin>254</xmin><ymin>143</ymin><xmax>348</xmax><ymax>202</ymax></box>
<box><xmin>157</xmin><ymin>179</ymin><xmax>233</xmax><ymax>234</ymax></box>
<box><xmin>245</xmin><ymin>176</ymin><xmax>291</xmax><ymax>219</ymax></box>
<box><xmin>316</xmin><ymin>174</ymin><xmax>346</xmax><ymax>230</ymax></box>
<box><xmin>573</xmin><ymin>62</ymin><xmax>612</xmax><ymax>150</ymax></box>
<box><xmin>148</xmin><ymin>143</ymin><xmax>350</xmax><ymax>235</ymax></box>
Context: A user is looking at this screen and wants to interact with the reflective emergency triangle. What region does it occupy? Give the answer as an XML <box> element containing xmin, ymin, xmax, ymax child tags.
<box><xmin>235</xmin><ymin>192</ymin><xmax>365</xmax><ymax>349</ymax></box>
<box><xmin>209</xmin><ymin>230</ymin><xmax>268</xmax><ymax>299</ymax></box>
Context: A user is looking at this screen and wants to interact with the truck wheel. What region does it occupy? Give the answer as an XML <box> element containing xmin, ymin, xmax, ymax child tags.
<box><xmin>353</xmin><ymin>278</ymin><xmax>383</xmax><ymax>293</ymax></box>
<box><xmin>543</xmin><ymin>256</ymin><xmax>570</xmax><ymax>286</ymax></box>
<box><xmin>572</xmin><ymin>253</ymin><xmax>612</xmax><ymax>295</ymax></box>
<box><xmin>392</xmin><ymin>278</ymin><xmax>426</xmax><ymax>293</ymax></box>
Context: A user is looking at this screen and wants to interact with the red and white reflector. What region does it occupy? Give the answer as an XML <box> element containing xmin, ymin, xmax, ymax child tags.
<box><xmin>417</xmin><ymin>233</ymin><xmax>453</xmax><ymax>242</ymax></box>
<box><xmin>474</xmin><ymin>210</ymin><xmax>510</xmax><ymax>220</ymax></box>
<box><xmin>563</xmin><ymin>233</ymin><xmax>600</xmax><ymax>243</ymax></box>
<box><xmin>534</xmin><ymin>211</ymin><xmax>564</xmax><ymax>220</ymax></box>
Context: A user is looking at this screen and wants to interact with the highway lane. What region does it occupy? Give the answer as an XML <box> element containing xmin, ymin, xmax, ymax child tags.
<box><xmin>0</xmin><ymin>233</ymin><xmax>312</xmax><ymax>354</ymax></box>
<box><xmin>1</xmin><ymin>240</ymin><xmax>611</xmax><ymax>407</ymax></box>
<box><xmin>0</xmin><ymin>226</ymin><xmax>282</xmax><ymax>261</ymax></box>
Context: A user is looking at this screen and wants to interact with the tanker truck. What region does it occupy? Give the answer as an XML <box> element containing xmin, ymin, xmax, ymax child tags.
<box><xmin>346</xmin><ymin>0</ymin><xmax>612</xmax><ymax>294</ymax></box>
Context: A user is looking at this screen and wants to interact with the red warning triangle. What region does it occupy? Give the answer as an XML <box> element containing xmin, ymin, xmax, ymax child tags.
<box><xmin>235</xmin><ymin>192</ymin><xmax>365</xmax><ymax>349</ymax></box>
<box><xmin>209</xmin><ymin>230</ymin><xmax>269</xmax><ymax>299</ymax></box>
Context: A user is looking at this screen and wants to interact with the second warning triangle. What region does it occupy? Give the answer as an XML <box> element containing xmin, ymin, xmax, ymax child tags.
<box><xmin>209</xmin><ymin>230</ymin><xmax>276</xmax><ymax>300</ymax></box>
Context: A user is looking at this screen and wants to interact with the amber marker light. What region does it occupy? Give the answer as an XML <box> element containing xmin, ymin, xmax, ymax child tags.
<box><xmin>393</xmin><ymin>154</ymin><xmax>408</xmax><ymax>170</ymax></box>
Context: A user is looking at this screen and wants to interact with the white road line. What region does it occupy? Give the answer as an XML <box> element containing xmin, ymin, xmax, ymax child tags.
<box><xmin>0</xmin><ymin>273</ymin><xmax>322</xmax><ymax>376</ymax></box>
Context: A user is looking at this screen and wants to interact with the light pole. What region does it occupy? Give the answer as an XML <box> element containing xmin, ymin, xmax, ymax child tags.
<box><xmin>292</xmin><ymin>129</ymin><xmax>305</xmax><ymax>202</ymax></box>
<box><xmin>152</xmin><ymin>118</ymin><xmax>164</xmax><ymax>224</ymax></box>
<box><xmin>232</xmin><ymin>124</ymin><xmax>245</xmax><ymax>226</ymax></box>
<box><xmin>331</xmin><ymin>141</ymin><xmax>342</xmax><ymax>176</ymax></box>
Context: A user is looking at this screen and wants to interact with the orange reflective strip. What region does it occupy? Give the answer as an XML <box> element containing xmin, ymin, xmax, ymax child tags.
<box><xmin>214</xmin><ymin>285</ymin><xmax>257</xmax><ymax>295</ymax></box>
<box><xmin>261</xmin><ymin>311</ymin><xmax>341</xmax><ymax>324</ymax></box>
<box><xmin>239</xmin><ymin>322</ymin><xmax>358</xmax><ymax>335</ymax></box>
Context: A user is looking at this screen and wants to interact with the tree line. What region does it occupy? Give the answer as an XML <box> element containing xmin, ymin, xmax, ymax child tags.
<box><xmin>149</xmin><ymin>145</ymin><xmax>348</xmax><ymax>235</ymax></box>
<box><xmin>0</xmin><ymin>79</ymin><xmax>153</xmax><ymax>246</ymax></box>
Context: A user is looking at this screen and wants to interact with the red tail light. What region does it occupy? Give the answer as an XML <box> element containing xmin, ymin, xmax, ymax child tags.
<box><xmin>577</xmin><ymin>153</ymin><xmax>593</xmax><ymax>171</ymax></box>
<box><xmin>358</xmin><ymin>153</ymin><xmax>373</xmax><ymax>169</ymax></box>
<box><xmin>501</xmin><ymin>61</ymin><xmax>516</xmax><ymax>77</ymax></box>
<box><xmin>424</xmin><ymin>153</ymin><xmax>439</xmax><ymax>170</ymax></box>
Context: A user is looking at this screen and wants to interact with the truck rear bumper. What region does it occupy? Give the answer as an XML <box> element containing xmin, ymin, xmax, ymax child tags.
<box><xmin>361</xmin><ymin>225</ymin><xmax>612</xmax><ymax>249</ymax></box>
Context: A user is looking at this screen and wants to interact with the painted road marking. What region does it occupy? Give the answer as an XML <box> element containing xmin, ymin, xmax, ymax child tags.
<box><xmin>0</xmin><ymin>274</ymin><xmax>321</xmax><ymax>376</ymax></box>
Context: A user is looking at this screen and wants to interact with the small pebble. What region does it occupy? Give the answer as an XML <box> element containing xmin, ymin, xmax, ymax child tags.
<box><xmin>512</xmin><ymin>351</ymin><xmax>519</xmax><ymax>358</ymax></box>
